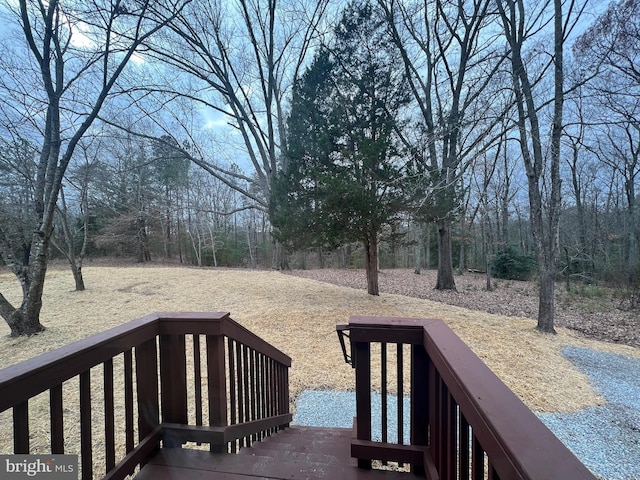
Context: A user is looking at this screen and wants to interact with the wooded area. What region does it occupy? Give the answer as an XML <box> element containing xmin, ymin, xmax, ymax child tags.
<box><xmin>0</xmin><ymin>0</ymin><xmax>638</xmax><ymax>336</ymax></box>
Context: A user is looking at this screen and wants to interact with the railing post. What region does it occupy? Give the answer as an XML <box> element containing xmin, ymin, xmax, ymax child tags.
<box><xmin>80</xmin><ymin>370</ymin><xmax>92</xmax><ymax>480</ymax></box>
<box><xmin>13</xmin><ymin>401</ymin><xmax>29</xmax><ymax>454</ymax></box>
<box><xmin>159</xmin><ymin>333</ymin><xmax>188</xmax><ymax>447</ymax></box>
<box><xmin>354</xmin><ymin>340</ymin><xmax>372</xmax><ymax>469</ymax></box>
<box><xmin>411</xmin><ymin>344</ymin><xmax>429</xmax><ymax>475</ymax></box>
<box><xmin>135</xmin><ymin>338</ymin><xmax>160</xmax><ymax>445</ymax></box>
<box><xmin>207</xmin><ymin>334</ymin><xmax>228</xmax><ymax>453</ymax></box>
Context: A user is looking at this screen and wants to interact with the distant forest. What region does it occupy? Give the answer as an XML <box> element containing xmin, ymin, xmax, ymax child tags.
<box><xmin>0</xmin><ymin>0</ymin><xmax>638</xmax><ymax>335</ymax></box>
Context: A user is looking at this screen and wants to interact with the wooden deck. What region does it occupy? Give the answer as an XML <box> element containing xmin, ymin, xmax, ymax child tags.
<box><xmin>1</xmin><ymin>312</ymin><xmax>599</xmax><ymax>480</ymax></box>
<box><xmin>135</xmin><ymin>426</ymin><xmax>410</xmax><ymax>480</ymax></box>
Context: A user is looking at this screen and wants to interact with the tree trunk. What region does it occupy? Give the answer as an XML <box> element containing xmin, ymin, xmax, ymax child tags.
<box><xmin>6</xmin><ymin>309</ymin><xmax>45</xmax><ymax>337</ymax></box>
<box><xmin>71</xmin><ymin>264</ymin><xmax>86</xmax><ymax>291</ymax></box>
<box><xmin>627</xmin><ymin>186</ymin><xmax>638</xmax><ymax>270</ymax></box>
<box><xmin>482</xmin><ymin>212</ymin><xmax>492</xmax><ymax>291</ymax></box>
<box><xmin>425</xmin><ymin>224</ymin><xmax>431</xmax><ymax>270</ymax></box>
<box><xmin>177</xmin><ymin>216</ymin><xmax>183</xmax><ymax>264</ymax></box>
<box><xmin>271</xmin><ymin>238</ymin><xmax>289</xmax><ymax>270</ymax></box>
<box><xmin>414</xmin><ymin>245</ymin><xmax>421</xmax><ymax>274</ymax></box>
<box><xmin>364</xmin><ymin>233</ymin><xmax>379</xmax><ymax>295</ymax></box>
<box><xmin>435</xmin><ymin>219</ymin><xmax>456</xmax><ymax>290</ymax></box>
<box><xmin>413</xmin><ymin>223</ymin><xmax>421</xmax><ymax>274</ymax></box>
<box><xmin>538</xmin><ymin>263</ymin><xmax>556</xmax><ymax>333</ymax></box>
<box><xmin>0</xmin><ymin>238</ymin><xmax>46</xmax><ymax>336</ymax></box>
<box><xmin>458</xmin><ymin>242</ymin><xmax>465</xmax><ymax>275</ymax></box>
<box><xmin>485</xmin><ymin>260</ymin><xmax>492</xmax><ymax>291</ymax></box>
<box><xmin>1</xmin><ymin>234</ymin><xmax>50</xmax><ymax>336</ymax></box>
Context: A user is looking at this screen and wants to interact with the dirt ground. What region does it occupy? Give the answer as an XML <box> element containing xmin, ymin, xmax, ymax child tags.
<box><xmin>285</xmin><ymin>268</ymin><xmax>640</xmax><ymax>349</ymax></box>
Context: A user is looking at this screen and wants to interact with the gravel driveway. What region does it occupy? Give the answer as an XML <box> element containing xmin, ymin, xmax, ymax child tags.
<box><xmin>294</xmin><ymin>346</ymin><xmax>640</xmax><ymax>480</ymax></box>
<box><xmin>538</xmin><ymin>346</ymin><xmax>640</xmax><ymax>480</ymax></box>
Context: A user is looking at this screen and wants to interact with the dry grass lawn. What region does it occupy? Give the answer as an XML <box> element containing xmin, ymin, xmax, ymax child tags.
<box><xmin>1</xmin><ymin>263</ymin><xmax>638</xmax><ymax>414</ymax></box>
<box><xmin>3</xmin><ymin>263</ymin><xmax>640</xmax><ymax>478</ymax></box>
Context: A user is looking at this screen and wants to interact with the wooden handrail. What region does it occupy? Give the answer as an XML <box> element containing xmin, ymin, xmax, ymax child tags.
<box><xmin>0</xmin><ymin>312</ymin><xmax>291</xmax><ymax>413</ymax></box>
<box><xmin>0</xmin><ymin>312</ymin><xmax>291</xmax><ymax>480</ymax></box>
<box><xmin>342</xmin><ymin>316</ymin><xmax>598</xmax><ymax>480</ymax></box>
<box><xmin>0</xmin><ymin>312</ymin><xmax>163</xmax><ymax>413</ymax></box>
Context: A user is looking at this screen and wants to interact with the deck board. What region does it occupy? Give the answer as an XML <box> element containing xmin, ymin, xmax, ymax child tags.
<box><xmin>135</xmin><ymin>426</ymin><xmax>411</xmax><ymax>480</ymax></box>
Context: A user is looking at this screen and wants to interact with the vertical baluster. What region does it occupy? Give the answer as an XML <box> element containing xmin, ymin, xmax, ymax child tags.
<box><xmin>275</xmin><ymin>362</ymin><xmax>283</xmax><ymax>423</ymax></box>
<box><xmin>243</xmin><ymin>345</ymin><xmax>251</xmax><ymax>446</ymax></box>
<box><xmin>104</xmin><ymin>359</ymin><xmax>116</xmax><ymax>472</ymax></box>
<box><xmin>471</xmin><ymin>433</ymin><xmax>484</xmax><ymax>480</ymax></box>
<box><xmin>123</xmin><ymin>350</ymin><xmax>134</xmax><ymax>453</ymax></box>
<box><xmin>267</xmin><ymin>357</ymin><xmax>274</xmax><ymax>432</ymax></box>
<box><xmin>258</xmin><ymin>353</ymin><xmax>265</xmax><ymax>440</ymax></box>
<box><xmin>80</xmin><ymin>370</ymin><xmax>92</xmax><ymax>480</ymax></box>
<box><xmin>236</xmin><ymin>343</ymin><xmax>245</xmax><ymax>447</ymax></box>
<box><xmin>193</xmin><ymin>334</ymin><xmax>203</xmax><ymax>428</ymax></box>
<box><xmin>273</xmin><ymin>359</ymin><xmax>278</xmax><ymax>423</ymax></box>
<box><xmin>411</xmin><ymin>344</ymin><xmax>429</xmax><ymax>475</ymax></box>
<box><xmin>159</xmin><ymin>333</ymin><xmax>187</xmax><ymax>428</ymax></box>
<box><xmin>50</xmin><ymin>385</ymin><xmax>64</xmax><ymax>454</ymax></box>
<box><xmin>259</xmin><ymin>354</ymin><xmax>265</xmax><ymax>417</ymax></box>
<box><xmin>459</xmin><ymin>412</ymin><xmax>470</xmax><ymax>480</ymax></box>
<box><xmin>263</xmin><ymin>356</ymin><xmax>273</xmax><ymax>435</ymax></box>
<box><xmin>447</xmin><ymin>395</ymin><xmax>457</xmax><ymax>480</ymax></box>
<box><xmin>354</xmin><ymin>340</ymin><xmax>371</xmax><ymax>469</ymax></box>
<box><xmin>428</xmin><ymin>362</ymin><xmax>440</xmax><ymax>468</ymax></box>
<box><xmin>249</xmin><ymin>348</ymin><xmax>257</xmax><ymax>440</ymax></box>
<box><xmin>439</xmin><ymin>381</ymin><xmax>449</xmax><ymax>480</ymax></box>
<box><xmin>227</xmin><ymin>338</ymin><xmax>237</xmax><ymax>452</ymax></box>
<box><xmin>283</xmin><ymin>362</ymin><xmax>290</xmax><ymax>425</ymax></box>
<box><xmin>397</xmin><ymin>343</ymin><xmax>403</xmax><ymax>446</ymax></box>
<box><xmin>431</xmin><ymin>370</ymin><xmax>446</xmax><ymax>472</ymax></box>
<box><xmin>135</xmin><ymin>338</ymin><xmax>159</xmax><ymax>450</ymax></box>
<box><xmin>381</xmin><ymin>342</ymin><xmax>387</xmax><ymax>448</ymax></box>
<box><xmin>13</xmin><ymin>400</ymin><xmax>29</xmax><ymax>454</ymax></box>
<box><xmin>207</xmin><ymin>334</ymin><xmax>227</xmax><ymax>453</ymax></box>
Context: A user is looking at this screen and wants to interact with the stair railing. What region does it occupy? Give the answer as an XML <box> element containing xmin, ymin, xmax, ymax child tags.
<box><xmin>0</xmin><ymin>312</ymin><xmax>291</xmax><ymax>480</ymax></box>
<box><xmin>338</xmin><ymin>315</ymin><xmax>597</xmax><ymax>480</ymax></box>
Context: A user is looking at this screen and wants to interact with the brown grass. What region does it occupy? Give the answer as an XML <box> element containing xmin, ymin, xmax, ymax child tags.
<box><xmin>3</xmin><ymin>264</ymin><xmax>640</xmax><ymax>477</ymax></box>
<box><xmin>2</xmin><ymin>264</ymin><xmax>638</xmax><ymax>413</ymax></box>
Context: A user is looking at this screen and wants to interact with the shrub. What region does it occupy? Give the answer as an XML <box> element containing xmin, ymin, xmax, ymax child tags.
<box><xmin>491</xmin><ymin>247</ymin><xmax>537</xmax><ymax>281</ymax></box>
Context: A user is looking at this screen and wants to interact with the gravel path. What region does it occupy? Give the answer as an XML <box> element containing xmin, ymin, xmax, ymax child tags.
<box><xmin>293</xmin><ymin>390</ymin><xmax>410</xmax><ymax>444</ymax></box>
<box><xmin>538</xmin><ymin>347</ymin><xmax>640</xmax><ymax>480</ymax></box>
<box><xmin>293</xmin><ymin>346</ymin><xmax>640</xmax><ymax>479</ymax></box>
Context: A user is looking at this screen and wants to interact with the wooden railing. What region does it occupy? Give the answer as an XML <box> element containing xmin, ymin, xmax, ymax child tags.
<box><xmin>338</xmin><ymin>316</ymin><xmax>598</xmax><ymax>480</ymax></box>
<box><xmin>0</xmin><ymin>312</ymin><xmax>291</xmax><ymax>480</ymax></box>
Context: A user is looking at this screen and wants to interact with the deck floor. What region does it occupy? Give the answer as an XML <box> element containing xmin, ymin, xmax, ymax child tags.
<box><xmin>135</xmin><ymin>426</ymin><xmax>412</xmax><ymax>480</ymax></box>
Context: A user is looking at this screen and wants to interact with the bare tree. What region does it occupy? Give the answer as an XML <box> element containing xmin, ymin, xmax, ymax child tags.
<box><xmin>495</xmin><ymin>0</ymin><xmax>588</xmax><ymax>333</ymax></box>
<box><xmin>575</xmin><ymin>0</ymin><xmax>640</xmax><ymax>272</ymax></box>
<box><xmin>379</xmin><ymin>0</ymin><xmax>506</xmax><ymax>290</ymax></box>
<box><xmin>123</xmin><ymin>0</ymin><xmax>329</xmax><ymax>268</ymax></box>
<box><xmin>0</xmin><ymin>0</ymin><xmax>189</xmax><ymax>336</ymax></box>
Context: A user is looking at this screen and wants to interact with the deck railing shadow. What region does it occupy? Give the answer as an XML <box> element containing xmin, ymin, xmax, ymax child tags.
<box><xmin>0</xmin><ymin>312</ymin><xmax>291</xmax><ymax>480</ymax></box>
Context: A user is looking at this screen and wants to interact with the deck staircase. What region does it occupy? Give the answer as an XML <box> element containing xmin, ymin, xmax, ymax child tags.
<box><xmin>1</xmin><ymin>312</ymin><xmax>598</xmax><ymax>480</ymax></box>
<box><xmin>136</xmin><ymin>426</ymin><xmax>410</xmax><ymax>480</ymax></box>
